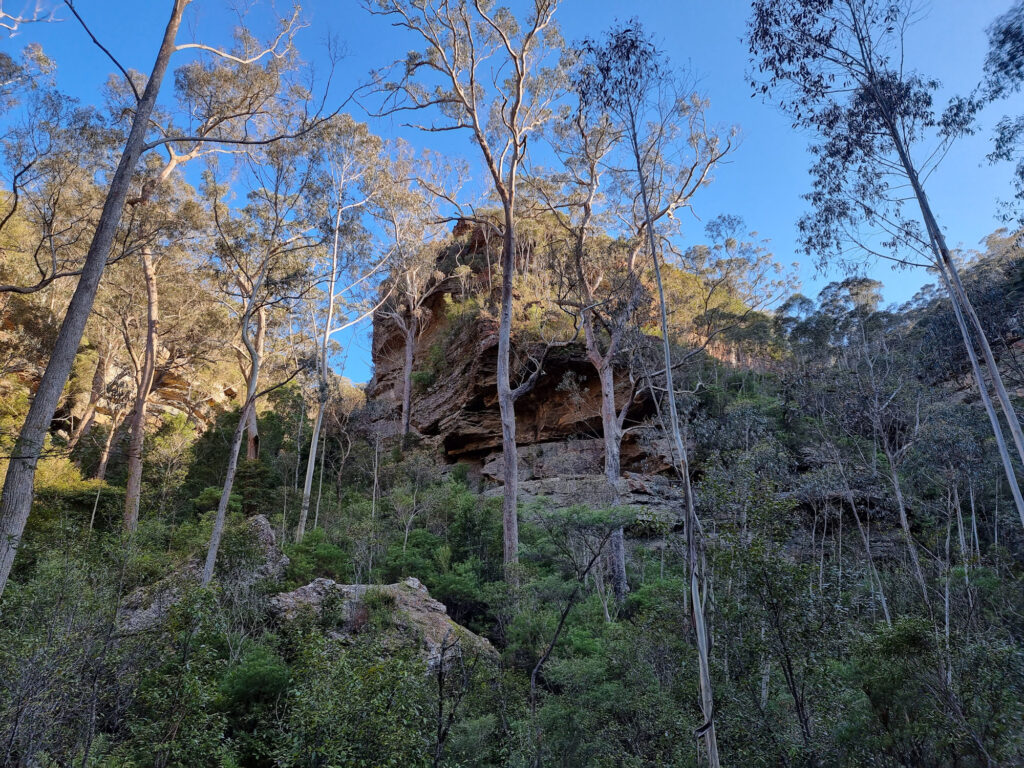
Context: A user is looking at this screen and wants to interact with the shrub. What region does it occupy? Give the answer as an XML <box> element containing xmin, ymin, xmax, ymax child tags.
<box><xmin>283</xmin><ymin>528</ymin><xmax>351</xmax><ymax>589</ymax></box>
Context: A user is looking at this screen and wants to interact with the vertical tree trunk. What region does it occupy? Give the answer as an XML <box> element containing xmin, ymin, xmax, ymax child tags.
<box><xmin>596</xmin><ymin>359</ymin><xmax>628</xmax><ymax>603</ymax></box>
<box><xmin>202</xmin><ymin>400</ymin><xmax>250</xmax><ymax>586</ymax></box>
<box><xmin>245</xmin><ymin>404</ymin><xmax>259</xmax><ymax>460</ymax></box>
<box><xmin>497</xmin><ymin>219</ymin><xmax>520</xmax><ymax>570</ymax></box>
<box><xmin>204</xmin><ymin>265</ymin><xmax>267</xmax><ymax>584</ymax></box>
<box><xmin>68</xmin><ymin>343</ymin><xmax>112</xmax><ymax>451</ymax></box>
<box><xmin>885</xmin><ymin>456</ymin><xmax>930</xmax><ymax>609</ymax></box>
<box><xmin>123</xmin><ymin>248</ymin><xmax>160</xmax><ymax>532</ymax></box>
<box><xmin>295</xmin><ymin>397</ymin><xmax>325</xmax><ymax>542</ymax></box>
<box><xmin>94</xmin><ymin>412</ymin><xmax>123</xmax><ymax>482</ymax></box>
<box><xmin>630</xmin><ymin>124</ymin><xmax>720</xmax><ymax>766</ymax></box>
<box><xmin>313</xmin><ymin>429</ymin><xmax>326</xmax><ymax>530</ymax></box>
<box><xmin>884</xmin><ymin>119</ymin><xmax>1024</xmax><ymax>527</ymax></box>
<box><xmin>245</xmin><ymin>308</ymin><xmax>266</xmax><ymax>461</ymax></box>
<box><xmin>296</xmin><ymin>206</ymin><xmax>342</xmax><ymax>543</ymax></box>
<box><xmin>401</xmin><ymin>320</ymin><xmax>416</xmax><ymax>437</ymax></box>
<box><xmin>836</xmin><ymin>460</ymin><xmax>891</xmax><ymax>626</ymax></box>
<box><xmin>936</xmin><ymin>265</ymin><xmax>1024</xmax><ymax>526</ymax></box>
<box><xmin>0</xmin><ymin>0</ymin><xmax>187</xmax><ymax>600</ymax></box>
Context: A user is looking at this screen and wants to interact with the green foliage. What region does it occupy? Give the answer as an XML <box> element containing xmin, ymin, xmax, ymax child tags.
<box><xmin>410</xmin><ymin>368</ymin><xmax>435</xmax><ymax>392</ymax></box>
<box><xmin>283</xmin><ymin>528</ymin><xmax>351</xmax><ymax>588</ymax></box>
<box><xmin>277</xmin><ymin>636</ymin><xmax>432</xmax><ymax>768</ymax></box>
<box><xmin>118</xmin><ymin>588</ymin><xmax>232</xmax><ymax>767</ymax></box>
<box><xmin>361</xmin><ymin>587</ymin><xmax>397</xmax><ymax>631</ymax></box>
<box><xmin>194</xmin><ymin>485</ymin><xmax>242</xmax><ymax>515</ymax></box>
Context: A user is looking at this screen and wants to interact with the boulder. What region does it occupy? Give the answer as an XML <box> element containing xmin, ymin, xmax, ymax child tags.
<box><xmin>269</xmin><ymin>576</ymin><xmax>497</xmax><ymax>668</ymax></box>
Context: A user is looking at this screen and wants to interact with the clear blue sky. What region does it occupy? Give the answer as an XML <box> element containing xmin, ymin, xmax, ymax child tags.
<box><xmin>7</xmin><ymin>0</ymin><xmax>1022</xmax><ymax>383</ymax></box>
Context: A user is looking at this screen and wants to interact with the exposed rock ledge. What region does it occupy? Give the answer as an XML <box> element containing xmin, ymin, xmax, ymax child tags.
<box><xmin>483</xmin><ymin>471</ymin><xmax>684</xmax><ymax>525</ymax></box>
<box><xmin>269</xmin><ymin>576</ymin><xmax>497</xmax><ymax>668</ymax></box>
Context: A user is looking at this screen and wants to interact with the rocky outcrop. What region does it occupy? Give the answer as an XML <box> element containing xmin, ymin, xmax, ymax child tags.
<box><xmin>483</xmin><ymin>471</ymin><xmax>684</xmax><ymax>524</ymax></box>
<box><xmin>369</xmin><ymin>304</ymin><xmax>653</xmax><ymax>460</ymax></box>
<box><xmin>366</xmin><ymin>289</ymin><xmax>668</xmax><ymax>477</ymax></box>
<box><xmin>364</xmin><ymin>221</ymin><xmax>691</xmax><ymax>522</ymax></box>
<box><xmin>269</xmin><ymin>576</ymin><xmax>497</xmax><ymax>668</ymax></box>
<box><xmin>119</xmin><ymin>515</ymin><xmax>288</xmax><ymax>634</ymax></box>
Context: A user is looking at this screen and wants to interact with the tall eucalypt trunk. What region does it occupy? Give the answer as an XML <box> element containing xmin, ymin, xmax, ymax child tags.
<box><xmin>123</xmin><ymin>248</ymin><xmax>160</xmax><ymax>532</ymax></box>
<box><xmin>0</xmin><ymin>0</ymin><xmax>187</xmax><ymax>600</ymax></box>
<box><xmin>296</xmin><ymin>211</ymin><xmax>341</xmax><ymax>543</ymax></box>
<box><xmin>574</xmin><ymin>158</ymin><xmax>634</xmax><ymax>605</ymax></box>
<box><xmin>203</xmin><ymin>270</ymin><xmax>265</xmax><ymax>585</ymax></box>
<box><xmin>245</xmin><ymin>308</ymin><xmax>266</xmax><ymax>461</ymax></box>
<box><xmin>595</xmin><ymin>356</ymin><xmax>628</xmax><ymax>603</ymax></box>
<box><xmin>630</xmin><ymin>121</ymin><xmax>720</xmax><ymax>767</ymax></box>
<box><xmin>401</xmin><ymin>318</ymin><xmax>416</xmax><ymax>438</ymax></box>
<box><xmin>497</xmin><ymin>215</ymin><xmax>520</xmax><ymax>570</ymax></box>
<box><xmin>861</xmin><ymin>35</ymin><xmax>1024</xmax><ymax>529</ymax></box>
<box><xmin>936</xmin><ymin>263</ymin><xmax>1024</xmax><ymax>521</ymax></box>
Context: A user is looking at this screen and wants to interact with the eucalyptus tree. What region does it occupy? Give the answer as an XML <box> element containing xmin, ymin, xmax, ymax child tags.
<box><xmin>114</xmin><ymin>177</ymin><xmax>211</xmax><ymax>530</ymax></box>
<box><xmin>0</xmin><ymin>41</ymin><xmax>52</xmax><ymax>117</ymax></box>
<box><xmin>0</xmin><ymin>89</ymin><xmax>113</xmax><ymax>295</ymax></box>
<box><xmin>575</xmin><ymin>21</ymin><xmax>733</xmax><ymax>765</ymax></box>
<box><xmin>748</xmin><ymin>0</ymin><xmax>1024</xmax><ymax>530</ymax></box>
<box><xmin>365</xmin><ymin>0</ymin><xmax>565</xmax><ymax>569</ymax></box>
<box><xmin>202</xmin><ymin>135</ymin><xmax>322</xmax><ymax>585</ymax></box>
<box><xmin>372</xmin><ymin>148</ymin><xmax>452</xmax><ymax>441</ymax></box>
<box><xmin>0</xmin><ymin>0</ymin><xmax>320</xmax><ymax>599</ymax></box>
<box><xmin>538</xmin><ymin>106</ymin><xmax>645</xmax><ymax>604</ymax></box>
<box><xmin>295</xmin><ymin>118</ymin><xmax>386</xmax><ymax>544</ymax></box>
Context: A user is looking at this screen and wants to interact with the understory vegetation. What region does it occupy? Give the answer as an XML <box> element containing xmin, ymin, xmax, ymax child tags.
<box><xmin>2</xmin><ymin>0</ymin><xmax>1024</xmax><ymax>766</ymax></box>
<box><xmin>3</xmin><ymin>244</ymin><xmax>1024</xmax><ymax>766</ymax></box>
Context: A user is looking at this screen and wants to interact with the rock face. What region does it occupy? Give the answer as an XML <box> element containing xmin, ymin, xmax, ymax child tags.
<box><xmin>119</xmin><ymin>515</ymin><xmax>289</xmax><ymax>634</ymax></box>
<box><xmin>366</xmin><ymin>289</ymin><xmax>679</xmax><ymax>502</ymax></box>
<box><xmin>369</xmin><ymin>304</ymin><xmax>654</xmax><ymax>461</ymax></box>
<box><xmin>269</xmin><ymin>576</ymin><xmax>497</xmax><ymax>668</ymax></box>
<box><xmin>365</xmin><ymin>230</ymin><xmax>685</xmax><ymax>518</ymax></box>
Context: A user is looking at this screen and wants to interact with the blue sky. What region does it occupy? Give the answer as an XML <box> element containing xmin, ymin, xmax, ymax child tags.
<box><xmin>6</xmin><ymin>0</ymin><xmax>1022</xmax><ymax>383</ymax></box>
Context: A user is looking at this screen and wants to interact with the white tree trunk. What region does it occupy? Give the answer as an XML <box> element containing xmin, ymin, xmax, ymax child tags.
<box><xmin>497</xmin><ymin>222</ymin><xmax>520</xmax><ymax>569</ymax></box>
<box><xmin>631</xmin><ymin>124</ymin><xmax>720</xmax><ymax>767</ymax></box>
<box><xmin>295</xmin><ymin>397</ymin><xmax>325</xmax><ymax>542</ymax></box>
<box><xmin>401</xmin><ymin>320</ymin><xmax>416</xmax><ymax>437</ymax></box>
<box><xmin>885</xmin><ymin>120</ymin><xmax>1024</xmax><ymax>528</ymax></box>
<box><xmin>202</xmin><ymin>399</ymin><xmax>251</xmax><ymax>586</ymax></box>
<box><xmin>204</xmin><ymin>267</ymin><xmax>266</xmax><ymax>584</ymax></box>
<box><xmin>596</xmin><ymin>358</ymin><xmax>628</xmax><ymax>603</ymax></box>
<box><xmin>123</xmin><ymin>248</ymin><xmax>160</xmax><ymax>532</ymax></box>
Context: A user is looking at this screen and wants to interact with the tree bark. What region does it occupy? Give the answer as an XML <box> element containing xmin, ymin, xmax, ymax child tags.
<box><xmin>631</xmin><ymin>122</ymin><xmax>720</xmax><ymax>766</ymax></box>
<box><xmin>295</xmin><ymin>396</ymin><xmax>325</xmax><ymax>542</ymax></box>
<box><xmin>497</xmin><ymin>220</ymin><xmax>520</xmax><ymax>570</ymax></box>
<box><xmin>886</xmin><ymin>456</ymin><xmax>930</xmax><ymax>609</ymax></box>
<box><xmin>202</xmin><ymin>400</ymin><xmax>250</xmax><ymax>586</ymax></box>
<box><xmin>0</xmin><ymin>0</ymin><xmax>187</xmax><ymax>600</ymax></box>
<box><xmin>401</xmin><ymin>319</ymin><xmax>416</xmax><ymax>437</ymax></box>
<box><xmin>245</xmin><ymin>307</ymin><xmax>266</xmax><ymax>461</ymax></box>
<box><xmin>67</xmin><ymin>343</ymin><xmax>112</xmax><ymax>451</ymax></box>
<box><xmin>94</xmin><ymin>411</ymin><xmax>124</xmax><ymax>482</ymax></box>
<box><xmin>881</xmin><ymin>111</ymin><xmax>1024</xmax><ymax>528</ymax></box>
<box><xmin>123</xmin><ymin>248</ymin><xmax>160</xmax><ymax>532</ymax></box>
<box><xmin>204</xmin><ymin>263</ymin><xmax>267</xmax><ymax>584</ymax></box>
<box><xmin>937</xmin><ymin>263</ymin><xmax>1024</xmax><ymax>524</ymax></box>
<box><xmin>596</xmin><ymin>358</ymin><xmax>628</xmax><ymax>603</ymax></box>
